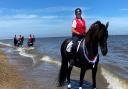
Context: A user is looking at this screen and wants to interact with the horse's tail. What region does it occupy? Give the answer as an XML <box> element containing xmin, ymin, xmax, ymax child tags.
<box><xmin>58</xmin><ymin>40</ymin><xmax>68</xmax><ymax>86</ymax></box>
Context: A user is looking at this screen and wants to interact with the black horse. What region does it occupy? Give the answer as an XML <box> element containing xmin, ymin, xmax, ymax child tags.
<box><xmin>17</xmin><ymin>40</ymin><xmax>22</xmax><ymax>47</ymax></box>
<box><xmin>58</xmin><ymin>21</ymin><xmax>109</xmax><ymax>89</ymax></box>
<box><xmin>27</xmin><ymin>40</ymin><xmax>33</xmax><ymax>47</ymax></box>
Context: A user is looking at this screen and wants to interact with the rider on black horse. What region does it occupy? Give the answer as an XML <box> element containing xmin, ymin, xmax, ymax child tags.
<box><xmin>28</xmin><ymin>34</ymin><xmax>34</xmax><ymax>47</ymax></box>
<box><xmin>16</xmin><ymin>35</ymin><xmax>22</xmax><ymax>47</ymax></box>
<box><xmin>58</xmin><ymin>8</ymin><xmax>109</xmax><ymax>89</ymax></box>
<box><xmin>14</xmin><ymin>35</ymin><xmax>18</xmax><ymax>47</ymax></box>
<box><xmin>71</xmin><ymin>8</ymin><xmax>87</xmax><ymax>53</ymax></box>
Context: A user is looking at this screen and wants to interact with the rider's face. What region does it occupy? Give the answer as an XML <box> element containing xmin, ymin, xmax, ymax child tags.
<box><xmin>76</xmin><ymin>13</ymin><xmax>82</xmax><ymax>19</ymax></box>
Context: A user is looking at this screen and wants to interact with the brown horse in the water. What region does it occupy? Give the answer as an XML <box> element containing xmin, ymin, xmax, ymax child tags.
<box><xmin>58</xmin><ymin>21</ymin><xmax>109</xmax><ymax>89</ymax></box>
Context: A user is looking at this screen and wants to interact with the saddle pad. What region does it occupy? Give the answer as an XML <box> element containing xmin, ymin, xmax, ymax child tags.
<box><xmin>66</xmin><ymin>39</ymin><xmax>83</xmax><ymax>53</ymax></box>
<box><xmin>66</xmin><ymin>41</ymin><xmax>73</xmax><ymax>52</ymax></box>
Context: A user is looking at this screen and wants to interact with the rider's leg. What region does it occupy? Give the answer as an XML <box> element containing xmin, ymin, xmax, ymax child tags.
<box><xmin>72</xmin><ymin>36</ymin><xmax>79</xmax><ymax>53</ymax></box>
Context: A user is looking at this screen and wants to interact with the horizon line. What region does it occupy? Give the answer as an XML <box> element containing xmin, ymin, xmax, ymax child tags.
<box><xmin>0</xmin><ymin>34</ymin><xmax>128</xmax><ymax>40</ymax></box>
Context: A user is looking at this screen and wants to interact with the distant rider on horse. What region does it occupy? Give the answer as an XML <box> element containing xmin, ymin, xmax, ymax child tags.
<box><xmin>28</xmin><ymin>34</ymin><xmax>34</xmax><ymax>47</ymax></box>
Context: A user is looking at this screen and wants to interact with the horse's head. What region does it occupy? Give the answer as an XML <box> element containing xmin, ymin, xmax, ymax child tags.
<box><xmin>88</xmin><ymin>21</ymin><xmax>109</xmax><ymax>56</ymax></box>
<box><xmin>96</xmin><ymin>21</ymin><xmax>109</xmax><ymax>56</ymax></box>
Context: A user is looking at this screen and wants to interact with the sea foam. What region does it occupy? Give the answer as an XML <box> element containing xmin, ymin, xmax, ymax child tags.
<box><xmin>101</xmin><ymin>67</ymin><xmax>128</xmax><ymax>89</ymax></box>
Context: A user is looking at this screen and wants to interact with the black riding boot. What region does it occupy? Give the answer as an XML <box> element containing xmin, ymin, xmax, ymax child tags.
<box><xmin>72</xmin><ymin>36</ymin><xmax>79</xmax><ymax>54</ymax></box>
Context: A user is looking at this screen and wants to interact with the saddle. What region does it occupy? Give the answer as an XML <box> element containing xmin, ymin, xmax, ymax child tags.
<box><xmin>66</xmin><ymin>39</ymin><xmax>83</xmax><ymax>53</ymax></box>
<box><xmin>66</xmin><ymin>39</ymin><xmax>98</xmax><ymax>67</ymax></box>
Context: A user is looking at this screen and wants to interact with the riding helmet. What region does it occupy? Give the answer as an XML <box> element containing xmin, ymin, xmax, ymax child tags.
<box><xmin>75</xmin><ymin>8</ymin><xmax>82</xmax><ymax>15</ymax></box>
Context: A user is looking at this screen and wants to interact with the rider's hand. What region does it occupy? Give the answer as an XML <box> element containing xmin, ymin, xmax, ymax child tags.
<box><xmin>80</xmin><ymin>32</ymin><xmax>86</xmax><ymax>36</ymax></box>
<box><xmin>76</xmin><ymin>32</ymin><xmax>80</xmax><ymax>35</ymax></box>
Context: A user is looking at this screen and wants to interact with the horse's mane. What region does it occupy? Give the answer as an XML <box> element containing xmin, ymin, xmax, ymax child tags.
<box><xmin>88</xmin><ymin>21</ymin><xmax>101</xmax><ymax>33</ymax></box>
<box><xmin>85</xmin><ymin>21</ymin><xmax>104</xmax><ymax>43</ymax></box>
<box><xmin>87</xmin><ymin>20</ymin><xmax>108</xmax><ymax>36</ymax></box>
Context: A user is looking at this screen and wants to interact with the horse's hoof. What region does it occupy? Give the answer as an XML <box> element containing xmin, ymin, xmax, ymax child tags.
<box><xmin>68</xmin><ymin>84</ymin><xmax>71</xmax><ymax>89</ymax></box>
<box><xmin>79</xmin><ymin>87</ymin><xmax>82</xmax><ymax>89</ymax></box>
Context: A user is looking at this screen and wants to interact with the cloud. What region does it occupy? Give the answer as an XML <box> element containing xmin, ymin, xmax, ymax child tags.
<box><xmin>84</xmin><ymin>15</ymin><xmax>128</xmax><ymax>26</ymax></box>
<box><xmin>119</xmin><ymin>8</ymin><xmax>128</xmax><ymax>11</ymax></box>
<box><xmin>11</xmin><ymin>14</ymin><xmax>58</xmax><ymax>19</ymax></box>
<box><xmin>0</xmin><ymin>14</ymin><xmax>59</xmax><ymax>20</ymax></box>
<box><xmin>0</xmin><ymin>6</ymin><xmax>128</xmax><ymax>38</ymax></box>
<box><xmin>0</xmin><ymin>13</ymin><xmax>71</xmax><ymax>39</ymax></box>
<box><xmin>13</xmin><ymin>14</ymin><xmax>38</xmax><ymax>19</ymax></box>
<box><xmin>40</xmin><ymin>16</ymin><xmax>58</xmax><ymax>19</ymax></box>
<box><xmin>0</xmin><ymin>6</ymin><xmax>90</xmax><ymax>15</ymax></box>
<box><xmin>1</xmin><ymin>14</ymin><xmax>128</xmax><ymax>38</ymax></box>
<box><xmin>99</xmin><ymin>17</ymin><xmax>128</xmax><ymax>35</ymax></box>
<box><xmin>82</xmin><ymin>16</ymin><xmax>128</xmax><ymax>35</ymax></box>
<box><xmin>0</xmin><ymin>6</ymin><xmax>90</xmax><ymax>20</ymax></box>
<box><xmin>41</xmin><ymin>6</ymin><xmax>90</xmax><ymax>13</ymax></box>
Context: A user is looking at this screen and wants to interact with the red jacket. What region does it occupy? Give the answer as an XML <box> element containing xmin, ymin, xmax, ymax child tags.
<box><xmin>75</xmin><ymin>18</ymin><xmax>86</xmax><ymax>35</ymax></box>
<box><xmin>29</xmin><ymin>37</ymin><xmax>32</xmax><ymax>42</ymax></box>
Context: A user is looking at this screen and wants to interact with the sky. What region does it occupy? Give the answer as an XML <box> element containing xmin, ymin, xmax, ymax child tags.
<box><xmin>0</xmin><ymin>0</ymin><xmax>128</xmax><ymax>39</ymax></box>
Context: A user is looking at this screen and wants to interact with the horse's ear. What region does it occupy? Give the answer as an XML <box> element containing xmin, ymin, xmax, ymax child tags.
<box><xmin>106</xmin><ymin>22</ymin><xmax>109</xmax><ymax>30</ymax></box>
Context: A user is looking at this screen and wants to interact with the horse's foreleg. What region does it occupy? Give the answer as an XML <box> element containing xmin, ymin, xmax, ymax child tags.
<box><xmin>67</xmin><ymin>61</ymin><xmax>73</xmax><ymax>89</ymax></box>
<box><xmin>92</xmin><ymin>65</ymin><xmax>97</xmax><ymax>89</ymax></box>
<box><xmin>79</xmin><ymin>67</ymin><xmax>86</xmax><ymax>89</ymax></box>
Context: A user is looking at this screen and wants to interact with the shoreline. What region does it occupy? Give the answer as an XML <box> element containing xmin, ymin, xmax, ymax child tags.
<box><xmin>0</xmin><ymin>40</ymin><xmax>128</xmax><ymax>89</ymax></box>
<box><xmin>0</xmin><ymin>46</ymin><xmax>23</xmax><ymax>89</ymax></box>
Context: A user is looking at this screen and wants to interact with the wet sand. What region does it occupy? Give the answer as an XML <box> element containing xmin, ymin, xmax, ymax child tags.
<box><xmin>0</xmin><ymin>47</ymin><xmax>23</xmax><ymax>89</ymax></box>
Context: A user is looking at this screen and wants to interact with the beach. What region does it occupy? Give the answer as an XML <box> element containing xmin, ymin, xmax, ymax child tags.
<box><xmin>0</xmin><ymin>46</ymin><xmax>23</xmax><ymax>89</ymax></box>
<box><xmin>0</xmin><ymin>35</ymin><xmax>128</xmax><ymax>89</ymax></box>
